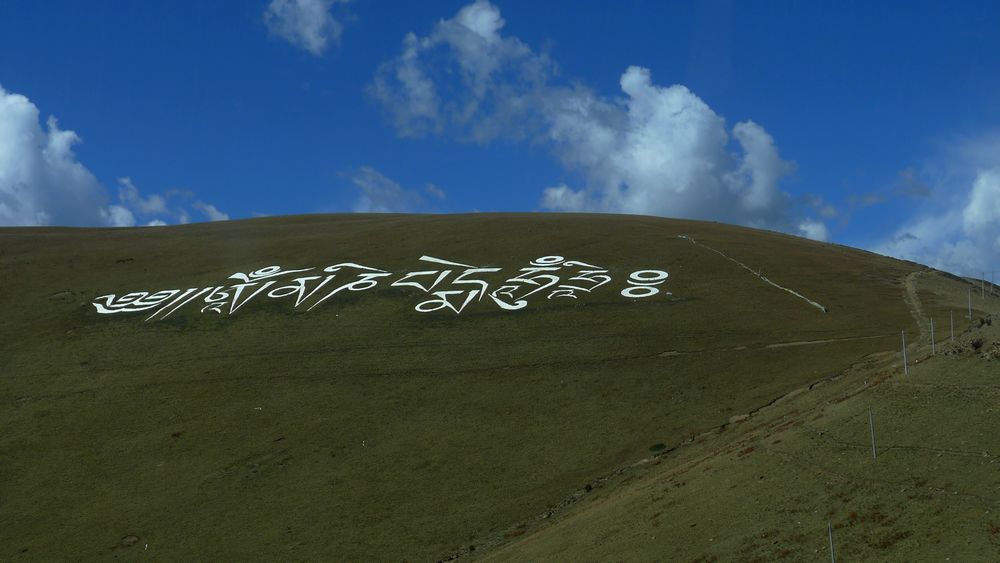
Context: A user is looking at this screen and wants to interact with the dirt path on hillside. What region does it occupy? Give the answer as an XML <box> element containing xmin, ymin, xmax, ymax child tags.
<box><xmin>678</xmin><ymin>235</ymin><xmax>828</xmax><ymax>313</ymax></box>
<box><xmin>903</xmin><ymin>271</ymin><xmax>930</xmax><ymax>341</ymax></box>
<box><xmin>657</xmin><ymin>334</ymin><xmax>891</xmax><ymax>357</ymax></box>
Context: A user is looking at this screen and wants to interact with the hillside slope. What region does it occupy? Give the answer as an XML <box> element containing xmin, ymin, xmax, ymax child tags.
<box><xmin>482</xmin><ymin>276</ymin><xmax>1000</xmax><ymax>561</ymax></box>
<box><xmin>2</xmin><ymin>213</ymin><xmax>985</xmax><ymax>560</ymax></box>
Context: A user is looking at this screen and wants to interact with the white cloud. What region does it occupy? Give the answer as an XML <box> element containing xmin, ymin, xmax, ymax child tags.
<box><xmin>542</xmin><ymin>69</ymin><xmax>798</xmax><ymax>229</ymax></box>
<box><xmin>874</xmin><ymin>164</ymin><xmax>1000</xmax><ymax>275</ymax></box>
<box><xmin>372</xmin><ymin>1</ymin><xmax>821</xmax><ymax>238</ymax></box>
<box><xmin>729</xmin><ymin>121</ymin><xmax>796</xmax><ymax>213</ymax></box>
<box><xmin>962</xmin><ymin>170</ymin><xmax>1000</xmax><ymax>243</ymax></box>
<box><xmin>264</xmin><ymin>0</ymin><xmax>349</xmax><ymax>56</ymax></box>
<box><xmin>0</xmin><ymin>85</ymin><xmax>110</xmax><ymax>226</ymax></box>
<box><xmin>350</xmin><ymin>166</ymin><xmax>430</xmax><ymax>213</ymax></box>
<box><xmin>118</xmin><ymin>177</ymin><xmax>167</xmax><ymax>215</ymax></box>
<box><xmin>193</xmin><ymin>201</ymin><xmax>230</xmax><ymax>222</ymax></box>
<box><xmin>425</xmin><ymin>183</ymin><xmax>447</xmax><ymax>200</ymax></box>
<box><xmin>797</xmin><ymin>219</ymin><xmax>829</xmax><ymax>242</ymax></box>
<box><xmin>539</xmin><ymin>183</ymin><xmax>590</xmax><ymax>212</ymax></box>
<box><xmin>370</xmin><ymin>0</ymin><xmax>552</xmax><ymax>140</ymax></box>
<box><xmin>0</xmin><ymin>85</ymin><xmax>229</xmax><ymax>228</ymax></box>
<box><xmin>115</xmin><ymin>179</ymin><xmax>230</xmax><ymax>225</ymax></box>
<box><xmin>106</xmin><ymin>205</ymin><xmax>136</xmax><ymax>228</ymax></box>
<box><xmin>803</xmin><ymin>194</ymin><xmax>839</xmax><ymax>219</ymax></box>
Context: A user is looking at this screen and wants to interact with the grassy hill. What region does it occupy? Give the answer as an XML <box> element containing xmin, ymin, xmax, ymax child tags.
<box><xmin>483</xmin><ymin>293</ymin><xmax>1000</xmax><ymax>561</ymax></box>
<box><xmin>1</xmin><ymin>213</ymin><xmax>996</xmax><ymax>560</ymax></box>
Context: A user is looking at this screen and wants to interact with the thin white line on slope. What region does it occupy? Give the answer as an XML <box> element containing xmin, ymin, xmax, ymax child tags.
<box><xmin>679</xmin><ymin>234</ymin><xmax>828</xmax><ymax>313</ymax></box>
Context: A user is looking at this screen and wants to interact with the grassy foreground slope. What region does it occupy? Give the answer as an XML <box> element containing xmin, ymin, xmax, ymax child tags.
<box><xmin>484</xmin><ymin>274</ymin><xmax>1000</xmax><ymax>561</ymax></box>
<box><xmin>0</xmin><ymin>213</ymin><xmax>977</xmax><ymax>560</ymax></box>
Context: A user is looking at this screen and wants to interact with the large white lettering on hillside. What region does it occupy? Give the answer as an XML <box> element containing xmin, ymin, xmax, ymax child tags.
<box><xmin>92</xmin><ymin>256</ymin><xmax>670</xmax><ymax>321</ymax></box>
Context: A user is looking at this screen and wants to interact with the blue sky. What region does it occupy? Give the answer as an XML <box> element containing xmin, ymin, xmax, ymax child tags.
<box><xmin>1</xmin><ymin>1</ymin><xmax>998</xmax><ymax>275</ymax></box>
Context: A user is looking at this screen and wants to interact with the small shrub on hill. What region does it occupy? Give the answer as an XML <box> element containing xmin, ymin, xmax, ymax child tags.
<box><xmin>981</xmin><ymin>342</ymin><xmax>1000</xmax><ymax>361</ymax></box>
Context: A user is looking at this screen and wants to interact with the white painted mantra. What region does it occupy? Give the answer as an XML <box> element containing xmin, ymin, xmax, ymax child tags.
<box><xmin>92</xmin><ymin>255</ymin><xmax>671</xmax><ymax>321</ymax></box>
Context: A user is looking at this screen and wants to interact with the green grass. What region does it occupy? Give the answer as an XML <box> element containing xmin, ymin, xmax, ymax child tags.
<box><xmin>482</xmin><ymin>273</ymin><xmax>1000</xmax><ymax>562</ymax></box>
<box><xmin>0</xmin><ymin>213</ymin><xmax>954</xmax><ymax>559</ymax></box>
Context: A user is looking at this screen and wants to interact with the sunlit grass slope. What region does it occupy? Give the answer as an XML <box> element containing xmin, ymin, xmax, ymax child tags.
<box><xmin>482</xmin><ymin>272</ymin><xmax>1000</xmax><ymax>562</ymax></box>
<box><xmin>1</xmin><ymin>213</ymin><xmax>975</xmax><ymax>560</ymax></box>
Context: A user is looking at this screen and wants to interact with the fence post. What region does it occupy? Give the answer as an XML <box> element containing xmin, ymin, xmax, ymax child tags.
<box><xmin>931</xmin><ymin>318</ymin><xmax>935</xmax><ymax>355</ymax></box>
<box><xmin>950</xmin><ymin>310</ymin><xmax>954</xmax><ymax>343</ymax></box>
<box><xmin>902</xmin><ymin>331</ymin><xmax>908</xmax><ymax>376</ymax></box>
<box><xmin>869</xmin><ymin>406</ymin><xmax>877</xmax><ymax>460</ymax></box>
<box><xmin>828</xmin><ymin>520</ymin><xmax>836</xmax><ymax>563</ymax></box>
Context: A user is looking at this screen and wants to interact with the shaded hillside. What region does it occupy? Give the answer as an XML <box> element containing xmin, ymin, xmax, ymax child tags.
<box><xmin>1</xmin><ymin>213</ymin><xmax>976</xmax><ymax>560</ymax></box>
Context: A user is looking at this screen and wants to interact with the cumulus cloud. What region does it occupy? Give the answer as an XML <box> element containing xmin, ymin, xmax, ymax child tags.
<box><xmin>192</xmin><ymin>201</ymin><xmax>230</xmax><ymax>222</ymax></box>
<box><xmin>105</xmin><ymin>205</ymin><xmax>136</xmax><ymax>228</ymax></box>
<box><xmin>0</xmin><ymin>85</ymin><xmax>111</xmax><ymax>226</ymax></box>
<box><xmin>803</xmin><ymin>194</ymin><xmax>838</xmax><ymax>219</ymax></box>
<box><xmin>797</xmin><ymin>219</ymin><xmax>829</xmax><ymax>242</ymax></box>
<box><xmin>0</xmin><ymin>85</ymin><xmax>228</xmax><ymax>228</ymax></box>
<box><xmin>875</xmin><ymin>159</ymin><xmax>1000</xmax><ymax>275</ymax></box>
<box><xmin>370</xmin><ymin>0</ymin><xmax>553</xmax><ymax>140</ymax></box>
<box><xmin>118</xmin><ymin>177</ymin><xmax>167</xmax><ymax>215</ymax></box>
<box><xmin>114</xmin><ymin>178</ymin><xmax>230</xmax><ymax>225</ymax></box>
<box><xmin>349</xmin><ymin>166</ymin><xmax>438</xmax><ymax>213</ymax></box>
<box><xmin>264</xmin><ymin>0</ymin><xmax>349</xmax><ymax>56</ymax></box>
<box><xmin>372</xmin><ymin>1</ymin><xmax>823</xmax><ymax>239</ymax></box>
<box><xmin>542</xmin><ymin>70</ymin><xmax>799</xmax><ymax>231</ymax></box>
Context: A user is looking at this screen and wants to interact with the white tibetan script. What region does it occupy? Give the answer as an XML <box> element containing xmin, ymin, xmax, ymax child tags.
<box><xmin>92</xmin><ymin>256</ymin><xmax>671</xmax><ymax>321</ymax></box>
